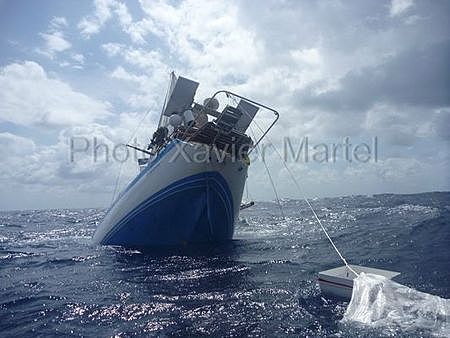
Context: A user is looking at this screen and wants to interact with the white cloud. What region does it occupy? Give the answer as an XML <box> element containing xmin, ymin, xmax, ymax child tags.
<box><xmin>59</xmin><ymin>61</ymin><xmax>71</xmax><ymax>68</ymax></box>
<box><xmin>96</xmin><ymin>1</ymin><xmax>450</xmax><ymax>144</ymax></box>
<box><xmin>404</xmin><ymin>14</ymin><xmax>422</xmax><ymax>25</ymax></box>
<box><xmin>0</xmin><ymin>61</ymin><xmax>112</xmax><ymax>127</ymax></box>
<box><xmin>103</xmin><ymin>45</ymin><xmax>171</xmax><ymax>109</ymax></box>
<box><xmin>38</xmin><ymin>17</ymin><xmax>85</xmax><ymax>68</ymax></box>
<box><xmin>0</xmin><ymin>132</ymin><xmax>36</xmax><ymax>158</ymax></box>
<box><xmin>100</xmin><ymin>0</ymin><xmax>267</xmax><ymax>108</ymax></box>
<box><xmin>111</xmin><ymin>66</ymin><xmax>142</xmax><ymax>83</ymax></box>
<box><xmin>78</xmin><ymin>0</ymin><xmax>116</xmax><ymax>37</ymax></box>
<box><xmin>71</xmin><ymin>53</ymin><xmax>85</xmax><ymax>64</ymax></box>
<box><xmin>109</xmin><ymin>65</ymin><xmax>168</xmax><ymax>110</ymax></box>
<box><xmin>39</xmin><ymin>31</ymin><xmax>71</xmax><ymax>57</ymax></box>
<box><xmin>0</xmin><ymin>111</ymin><xmax>155</xmax><ymax>209</ymax></box>
<box><xmin>50</xmin><ymin>16</ymin><xmax>68</xmax><ymax>29</ymax></box>
<box><xmin>101</xmin><ymin>42</ymin><xmax>125</xmax><ymax>56</ymax></box>
<box><xmin>78</xmin><ymin>0</ymin><xmax>141</xmax><ymax>41</ymax></box>
<box><xmin>115</xmin><ymin>1</ymin><xmax>132</xmax><ymax>27</ymax></box>
<box><xmin>291</xmin><ymin>48</ymin><xmax>323</xmax><ymax>66</ymax></box>
<box><xmin>389</xmin><ymin>0</ymin><xmax>414</xmax><ymax>17</ymax></box>
<box><xmin>139</xmin><ymin>0</ymin><xmax>262</xmax><ymax>75</ymax></box>
<box><xmin>37</xmin><ymin>16</ymin><xmax>72</xmax><ymax>58</ymax></box>
<box><xmin>78</xmin><ymin>0</ymin><xmax>157</xmax><ymax>44</ymax></box>
<box><xmin>2</xmin><ymin>0</ymin><xmax>449</xmax><ymax>209</ymax></box>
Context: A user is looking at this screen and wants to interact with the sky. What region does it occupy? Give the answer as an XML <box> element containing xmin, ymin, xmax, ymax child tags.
<box><xmin>0</xmin><ymin>0</ymin><xmax>449</xmax><ymax>210</ymax></box>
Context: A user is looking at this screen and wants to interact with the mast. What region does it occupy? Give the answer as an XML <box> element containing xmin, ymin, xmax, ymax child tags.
<box><xmin>157</xmin><ymin>71</ymin><xmax>177</xmax><ymax>128</ymax></box>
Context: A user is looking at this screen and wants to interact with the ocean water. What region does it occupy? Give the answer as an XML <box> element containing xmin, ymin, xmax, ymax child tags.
<box><xmin>0</xmin><ymin>192</ymin><xmax>449</xmax><ymax>337</ymax></box>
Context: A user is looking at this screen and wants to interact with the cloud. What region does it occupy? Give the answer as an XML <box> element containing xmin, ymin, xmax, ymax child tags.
<box><xmin>50</xmin><ymin>16</ymin><xmax>69</xmax><ymax>29</ymax></box>
<box><xmin>100</xmin><ymin>0</ymin><xmax>267</xmax><ymax>109</ymax></box>
<box><xmin>0</xmin><ymin>105</ymin><xmax>157</xmax><ymax>209</ymax></box>
<box><xmin>2</xmin><ymin>0</ymin><xmax>450</xmax><ymax>209</ymax></box>
<box><xmin>101</xmin><ymin>42</ymin><xmax>125</xmax><ymax>56</ymax></box>
<box><xmin>78</xmin><ymin>0</ymin><xmax>116</xmax><ymax>37</ymax></box>
<box><xmin>290</xmin><ymin>48</ymin><xmax>323</xmax><ymax>66</ymax></box>
<box><xmin>59</xmin><ymin>53</ymin><xmax>85</xmax><ymax>69</ymax></box>
<box><xmin>36</xmin><ymin>16</ymin><xmax>88</xmax><ymax>69</ymax></box>
<box><xmin>109</xmin><ymin>66</ymin><xmax>168</xmax><ymax>110</ymax></box>
<box><xmin>38</xmin><ymin>31</ymin><xmax>71</xmax><ymax>57</ymax></box>
<box><xmin>0</xmin><ymin>132</ymin><xmax>36</xmax><ymax>158</ymax></box>
<box><xmin>139</xmin><ymin>0</ymin><xmax>263</xmax><ymax>76</ymax></box>
<box><xmin>71</xmin><ymin>53</ymin><xmax>85</xmax><ymax>64</ymax></box>
<box><xmin>78</xmin><ymin>0</ymin><xmax>141</xmax><ymax>42</ymax></box>
<box><xmin>0</xmin><ymin>61</ymin><xmax>112</xmax><ymax>127</ymax></box>
<box><xmin>0</xmin><ymin>111</ymin><xmax>155</xmax><ymax>209</ymax></box>
<box><xmin>99</xmin><ymin>1</ymin><xmax>449</xmax><ymax>148</ymax></box>
<box><xmin>36</xmin><ymin>16</ymin><xmax>72</xmax><ymax>58</ymax></box>
<box><xmin>84</xmin><ymin>0</ymin><xmax>450</xmax><ymax>136</ymax></box>
<box><xmin>102</xmin><ymin>45</ymin><xmax>171</xmax><ymax>109</ymax></box>
<box><xmin>0</xmin><ymin>130</ymin><xmax>107</xmax><ymax>194</ymax></box>
<box><xmin>390</xmin><ymin>0</ymin><xmax>414</xmax><ymax>17</ymax></box>
<box><xmin>431</xmin><ymin>108</ymin><xmax>450</xmax><ymax>140</ymax></box>
<box><xmin>299</xmin><ymin>41</ymin><xmax>450</xmax><ymax>111</ymax></box>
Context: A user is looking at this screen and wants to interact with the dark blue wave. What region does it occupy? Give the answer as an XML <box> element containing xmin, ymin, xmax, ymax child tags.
<box><xmin>0</xmin><ymin>192</ymin><xmax>448</xmax><ymax>337</ymax></box>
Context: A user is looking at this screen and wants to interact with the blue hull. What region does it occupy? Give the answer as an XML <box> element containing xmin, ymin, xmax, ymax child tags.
<box><xmin>100</xmin><ymin>172</ymin><xmax>234</xmax><ymax>248</ymax></box>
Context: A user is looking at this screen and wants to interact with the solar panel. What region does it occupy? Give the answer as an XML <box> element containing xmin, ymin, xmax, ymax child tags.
<box><xmin>234</xmin><ymin>100</ymin><xmax>259</xmax><ymax>133</ymax></box>
<box><xmin>163</xmin><ymin>76</ymin><xmax>199</xmax><ymax>116</ymax></box>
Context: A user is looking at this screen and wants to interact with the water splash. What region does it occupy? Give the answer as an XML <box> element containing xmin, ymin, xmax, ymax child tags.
<box><xmin>342</xmin><ymin>273</ymin><xmax>450</xmax><ymax>337</ymax></box>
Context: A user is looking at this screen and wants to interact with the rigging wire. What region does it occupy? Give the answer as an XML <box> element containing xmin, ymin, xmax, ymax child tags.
<box><xmin>110</xmin><ymin>105</ymin><xmax>154</xmax><ymax>207</ymax></box>
<box><xmin>111</xmin><ymin>72</ymin><xmax>176</xmax><ymax>207</ymax></box>
<box><xmin>245</xmin><ymin>180</ymin><xmax>250</xmax><ymax>201</ymax></box>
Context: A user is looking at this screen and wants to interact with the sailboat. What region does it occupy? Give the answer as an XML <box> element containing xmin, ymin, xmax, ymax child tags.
<box><xmin>92</xmin><ymin>73</ymin><xmax>278</xmax><ymax>248</ymax></box>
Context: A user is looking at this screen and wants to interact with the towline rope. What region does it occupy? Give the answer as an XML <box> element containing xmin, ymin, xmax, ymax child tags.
<box><xmin>262</xmin><ymin>131</ymin><xmax>359</xmax><ymax>276</ymax></box>
<box><xmin>236</xmin><ymin>99</ymin><xmax>358</xmax><ymax>276</ymax></box>
<box><xmin>276</xmin><ymin>156</ymin><xmax>359</xmax><ymax>276</ymax></box>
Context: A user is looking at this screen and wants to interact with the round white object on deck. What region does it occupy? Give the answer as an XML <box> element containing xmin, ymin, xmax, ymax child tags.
<box><xmin>169</xmin><ymin>113</ymin><xmax>182</xmax><ymax>128</ymax></box>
